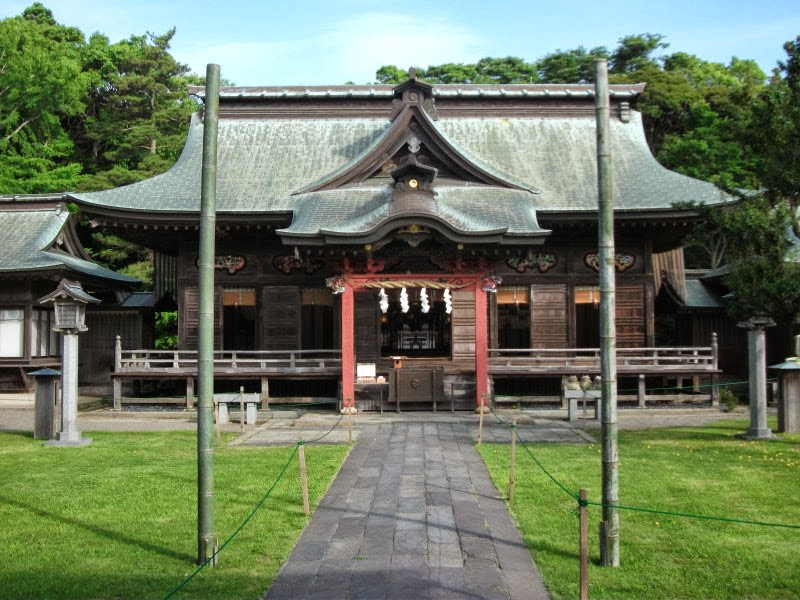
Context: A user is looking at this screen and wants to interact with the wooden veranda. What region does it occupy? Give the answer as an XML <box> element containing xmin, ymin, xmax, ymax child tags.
<box><xmin>110</xmin><ymin>334</ymin><xmax>721</xmax><ymax>410</ymax></box>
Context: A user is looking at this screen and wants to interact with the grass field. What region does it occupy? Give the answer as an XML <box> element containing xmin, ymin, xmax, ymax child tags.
<box><xmin>2</xmin><ymin>417</ymin><xmax>799</xmax><ymax>599</ymax></box>
<box><xmin>0</xmin><ymin>430</ymin><xmax>350</xmax><ymax>600</ymax></box>
<box><xmin>477</xmin><ymin>417</ymin><xmax>800</xmax><ymax>599</ymax></box>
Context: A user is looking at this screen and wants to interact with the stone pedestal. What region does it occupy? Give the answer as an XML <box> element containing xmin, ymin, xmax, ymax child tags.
<box><xmin>31</xmin><ymin>369</ymin><xmax>60</xmax><ymax>440</ymax></box>
<box><xmin>770</xmin><ymin>359</ymin><xmax>800</xmax><ymax>434</ymax></box>
<box><xmin>738</xmin><ymin>317</ymin><xmax>775</xmax><ymax>440</ymax></box>
<box><xmin>45</xmin><ymin>333</ymin><xmax>91</xmax><ymax>447</ymax></box>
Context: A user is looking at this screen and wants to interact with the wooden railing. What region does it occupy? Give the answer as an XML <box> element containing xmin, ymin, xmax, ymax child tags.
<box><xmin>114</xmin><ymin>336</ymin><xmax>341</xmax><ymax>374</ymax></box>
<box><xmin>488</xmin><ymin>345</ymin><xmax>718</xmax><ymax>374</ymax></box>
<box><xmin>488</xmin><ymin>333</ymin><xmax>718</xmax><ymax>375</ymax></box>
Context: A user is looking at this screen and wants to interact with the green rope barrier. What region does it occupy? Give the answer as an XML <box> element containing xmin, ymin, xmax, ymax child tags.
<box><xmin>303</xmin><ymin>412</ymin><xmax>347</xmax><ymax>444</ymax></box>
<box><xmin>615</xmin><ymin>378</ymin><xmax>774</xmax><ymax>395</ymax></box>
<box><xmin>582</xmin><ymin>498</ymin><xmax>800</xmax><ymax>530</ymax></box>
<box><xmin>162</xmin><ymin>443</ymin><xmax>300</xmax><ymax>599</ymax></box>
<box><xmin>488</xmin><ymin>406</ymin><xmax>578</xmax><ymax>501</ymax></box>
<box><xmin>488</xmin><ymin>405</ymin><xmax>800</xmax><ymax>532</ymax></box>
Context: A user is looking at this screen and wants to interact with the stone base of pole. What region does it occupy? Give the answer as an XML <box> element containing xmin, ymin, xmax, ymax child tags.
<box><xmin>737</xmin><ymin>429</ymin><xmax>776</xmax><ymax>441</ymax></box>
<box><xmin>45</xmin><ymin>434</ymin><xmax>92</xmax><ymax>447</ymax></box>
<box><xmin>340</xmin><ymin>405</ymin><xmax>357</xmax><ymax>415</ymax></box>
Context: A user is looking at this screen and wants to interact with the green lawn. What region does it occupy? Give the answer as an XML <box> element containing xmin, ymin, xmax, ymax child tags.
<box><xmin>3</xmin><ymin>418</ymin><xmax>799</xmax><ymax>600</ymax></box>
<box><xmin>0</xmin><ymin>430</ymin><xmax>350</xmax><ymax>600</ymax></box>
<box><xmin>478</xmin><ymin>417</ymin><xmax>800</xmax><ymax>600</ymax></box>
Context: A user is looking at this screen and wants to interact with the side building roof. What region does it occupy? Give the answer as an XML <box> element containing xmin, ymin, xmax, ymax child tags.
<box><xmin>0</xmin><ymin>198</ymin><xmax>139</xmax><ymax>286</ymax></box>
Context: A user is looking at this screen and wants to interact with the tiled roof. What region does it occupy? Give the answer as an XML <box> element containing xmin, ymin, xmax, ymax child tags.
<box><xmin>280</xmin><ymin>186</ymin><xmax>547</xmax><ymax>241</ymax></box>
<box><xmin>70</xmin><ymin>83</ymin><xmax>731</xmax><ymax>239</ymax></box>
<box><xmin>683</xmin><ymin>279</ymin><xmax>724</xmax><ymax>309</ymax></box>
<box><xmin>0</xmin><ymin>205</ymin><xmax>138</xmax><ymax>283</ymax></box>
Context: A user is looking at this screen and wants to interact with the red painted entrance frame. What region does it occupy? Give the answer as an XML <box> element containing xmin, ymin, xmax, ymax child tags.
<box><xmin>336</xmin><ymin>273</ymin><xmax>489</xmax><ymax>411</ymax></box>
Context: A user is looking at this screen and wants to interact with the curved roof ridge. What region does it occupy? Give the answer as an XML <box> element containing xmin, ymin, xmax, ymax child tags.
<box><xmin>191</xmin><ymin>82</ymin><xmax>645</xmax><ymax>100</ymax></box>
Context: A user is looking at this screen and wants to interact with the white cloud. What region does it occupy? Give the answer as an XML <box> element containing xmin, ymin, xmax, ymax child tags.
<box><xmin>178</xmin><ymin>12</ymin><xmax>486</xmax><ymax>86</ymax></box>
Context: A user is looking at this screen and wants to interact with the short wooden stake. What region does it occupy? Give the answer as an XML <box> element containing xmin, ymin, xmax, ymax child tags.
<box><xmin>298</xmin><ymin>441</ymin><xmax>310</xmax><ymax>515</ymax></box>
<box><xmin>508</xmin><ymin>418</ymin><xmax>517</xmax><ymax>501</ymax></box>
<box><xmin>214</xmin><ymin>402</ymin><xmax>221</xmax><ymax>447</ymax></box>
<box><xmin>580</xmin><ymin>489</ymin><xmax>589</xmax><ymax>600</ymax></box>
<box><xmin>348</xmin><ymin>398</ymin><xmax>353</xmax><ymax>443</ymax></box>
<box><xmin>239</xmin><ymin>386</ymin><xmax>245</xmax><ymax>432</ymax></box>
<box><xmin>478</xmin><ymin>395</ymin><xmax>485</xmax><ymax>445</ymax></box>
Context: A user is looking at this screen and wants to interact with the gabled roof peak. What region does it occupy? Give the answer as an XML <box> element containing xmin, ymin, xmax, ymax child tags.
<box><xmin>391</xmin><ymin>71</ymin><xmax>437</xmax><ymax>121</ymax></box>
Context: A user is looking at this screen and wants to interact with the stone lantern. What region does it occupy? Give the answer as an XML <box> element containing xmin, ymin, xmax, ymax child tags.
<box><xmin>38</xmin><ymin>280</ymin><xmax>100</xmax><ymax>446</ymax></box>
<box><xmin>769</xmin><ymin>350</ymin><xmax>800</xmax><ymax>434</ymax></box>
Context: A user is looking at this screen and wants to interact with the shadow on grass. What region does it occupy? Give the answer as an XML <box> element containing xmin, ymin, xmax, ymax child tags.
<box><xmin>0</xmin><ymin>430</ymin><xmax>35</xmax><ymax>440</ymax></box>
<box><xmin>0</xmin><ymin>493</ymin><xmax>193</xmax><ymax>562</ymax></box>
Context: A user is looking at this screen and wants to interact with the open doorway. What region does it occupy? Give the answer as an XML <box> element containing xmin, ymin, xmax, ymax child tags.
<box><xmin>301</xmin><ymin>287</ymin><xmax>334</xmax><ymax>349</ymax></box>
<box><xmin>496</xmin><ymin>286</ymin><xmax>530</xmax><ymax>348</ymax></box>
<box><xmin>575</xmin><ymin>285</ymin><xmax>600</xmax><ymax>347</ymax></box>
<box><xmin>223</xmin><ymin>287</ymin><xmax>256</xmax><ymax>349</ymax></box>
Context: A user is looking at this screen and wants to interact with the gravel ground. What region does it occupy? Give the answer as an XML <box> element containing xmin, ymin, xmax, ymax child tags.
<box><xmin>0</xmin><ymin>398</ymin><xmax>755</xmax><ymax>436</ymax></box>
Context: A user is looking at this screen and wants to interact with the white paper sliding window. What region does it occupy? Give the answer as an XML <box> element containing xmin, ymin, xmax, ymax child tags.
<box><xmin>0</xmin><ymin>309</ymin><xmax>24</xmax><ymax>358</ymax></box>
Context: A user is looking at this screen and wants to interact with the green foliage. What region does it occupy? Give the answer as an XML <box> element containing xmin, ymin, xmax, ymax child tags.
<box><xmin>155</xmin><ymin>311</ymin><xmax>178</xmax><ymax>349</ymax></box>
<box><xmin>609</xmin><ymin>33</ymin><xmax>668</xmax><ymax>74</ymax></box>
<box><xmin>376</xmin><ymin>56</ymin><xmax>539</xmax><ymax>85</ymax></box>
<box><xmin>750</xmin><ymin>36</ymin><xmax>800</xmax><ymax>212</ymax></box>
<box><xmin>0</xmin><ymin>4</ymin><xmax>87</xmax><ymax>192</ymax></box>
<box><xmin>1</xmin><ymin>3</ymin><xmax>199</xmax><ymax>286</ymax></box>
<box><xmin>679</xmin><ymin>194</ymin><xmax>800</xmax><ymax>324</ymax></box>
<box><xmin>537</xmin><ymin>46</ymin><xmax>606</xmax><ymax>83</ymax></box>
<box><xmin>718</xmin><ymin>387</ymin><xmax>739</xmax><ymax>411</ymax></box>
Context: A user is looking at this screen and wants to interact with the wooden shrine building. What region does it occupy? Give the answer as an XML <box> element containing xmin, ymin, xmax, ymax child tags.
<box><xmin>63</xmin><ymin>74</ymin><xmax>731</xmax><ymax>410</ymax></box>
<box><xmin>0</xmin><ymin>196</ymin><xmax>143</xmax><ymax>391</ymax></box>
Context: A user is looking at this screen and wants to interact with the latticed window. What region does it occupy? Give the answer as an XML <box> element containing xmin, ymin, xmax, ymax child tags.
<box><xmin>31</xmin><ymin>309</ymin><xmax>60</xmax><ymax>357</ymax></box>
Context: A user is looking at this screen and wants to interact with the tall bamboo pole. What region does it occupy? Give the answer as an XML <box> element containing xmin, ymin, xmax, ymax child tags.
<box><xmin>197</xmin><ymin>63</ymin><xmax>220</xmax><ymax>566</ymax></box>
<box><xmin>595</xmin><ymin>59</ymin><xmax>620</xmax><ymax>567</ymax></box>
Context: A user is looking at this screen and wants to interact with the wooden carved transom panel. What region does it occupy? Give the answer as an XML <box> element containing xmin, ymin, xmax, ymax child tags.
<box><xmin>583</xmin><ymin>252</ymin><xmax>635</xmax><ymax>272</ymax></box>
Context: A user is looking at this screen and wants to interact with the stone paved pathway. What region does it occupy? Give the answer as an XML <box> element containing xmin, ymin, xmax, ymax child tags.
<box><xmin>261</xmin><ymin>422</ymin><xmax>551</xmax><ymax>600</ymax></box>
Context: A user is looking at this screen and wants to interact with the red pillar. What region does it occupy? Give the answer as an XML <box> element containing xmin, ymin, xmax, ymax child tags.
<box><xmin>474</xmin><ymin>284</ymin><xmax>489</xmax><ymax>410</ymax></box>
<box><xmin>340</xmin><ymin>284</ymin><xmax>355</xmax><ymax>411</ymax></box>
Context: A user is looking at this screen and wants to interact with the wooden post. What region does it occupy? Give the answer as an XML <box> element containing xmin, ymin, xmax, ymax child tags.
<box><xmin>580</xmin><ymin>489</ymin><xmax>589</xmax><ymax>600</ymax></box>
<box><xmin>340</xmin><ymin>285</ymin><xmax>355</xmax><ymax>411</ymax></box>
<box><xmin>186</xmin><ymin>377</ymin><xmax>195</xmax><ymax>409</ymax></box>
<box><xmin>478</xmin><ymin>397</ymin><xmax>485</xmax><ymax>445</ymax></box>
<box><xmin>637</xmin><ymin>374</ymin><xmax>646</xmax><ymax>408</ymax></box>
<box><xmin>239</xmin><ymin>386</ymin><xmax>245</xmax><ymax>432</ymax></box>
<box><xmin>261</xmin><ymin>376</ymin><xmax>270</xmax><ymax>410</ymax></box>
<box><xmin>348</xmin><ymin>401</ymin><xmax>353</xmax><ymax>443</ymax></box>
<box><xmin>113</xmin><ymin>336</ymin><xmax>122</xmax><ymax>411</ymax></box>
<box><xmin>214</xmin><ymin>402</ymin><xmax>220</xmax><ymax>447</ymax></box>
<box><xmin>474</xmin><ymin>286</ymin><xmax>489</xmax><ymax>408</ymax></box>
<box><xmin>508</xmin><ymin>419</ymin><xmax>517</xmax><ymax>502</ymax></box>
<box><xmin>298</xmin><ymin>441</ymin><xmax>310</xmax><ymax>515</ymax></box>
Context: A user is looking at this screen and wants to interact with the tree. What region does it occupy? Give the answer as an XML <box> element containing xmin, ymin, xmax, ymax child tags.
<box><xmin>722</xmin><ymin>196</ymin><xmax>800</xmax><ymax>326</ymax></box>
<box><xmin>74</xmin><ymin>28</ymin><xmax>195</xmax><ymax>189</ymax></box>
<box><xmin>375</xmin><ymin>57</ymin><xmax>538</xmax><ymax>85</ymax></box>
<box><xmin>537</xmin><ymin>46</ymin><xmax>607</xmax><ymax>83</ymax></box>
<box><xmin>750</xmin><ymin>36</ymin><xmax>800</xmax><ymax>212</ymax></box>
<box><xmin>609</xmin><ymin>33</ymin><xmax>668</xmax><ymax>74</ymax></box>
<box><xmin>650</xmin><ymin>55</ymin><xmax>765</xmax><ymax>189</ymax></box>
<box><xmin>0</xmin><ymin>3</ymin><xmax>87</xmax><ymax>192</ymax></box>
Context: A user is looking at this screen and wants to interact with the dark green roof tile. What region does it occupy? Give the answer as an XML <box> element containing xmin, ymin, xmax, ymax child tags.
<box><xmin>0</xmin><ymin>206</ymin><xmax>137</xmax><ymax>283</ymax></box>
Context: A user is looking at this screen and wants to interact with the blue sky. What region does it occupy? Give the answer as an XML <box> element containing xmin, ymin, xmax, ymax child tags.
<box><xmin>3</xmin><ymin>0</ymin><xmax>799</xmax><ymax>86</ymax></box>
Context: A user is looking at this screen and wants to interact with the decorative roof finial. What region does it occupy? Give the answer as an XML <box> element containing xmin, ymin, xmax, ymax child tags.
<box><xmin>408</xmin><ymin>67</ymin><xmax>417</xmax><ymax>81</ymax></box>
